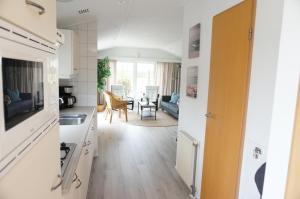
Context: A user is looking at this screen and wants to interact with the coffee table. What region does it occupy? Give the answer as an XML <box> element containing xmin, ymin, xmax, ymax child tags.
<box><xmin>138</xmin><ymin>101</ymin><xmax>157</xmax><ymax>120</ymax></box>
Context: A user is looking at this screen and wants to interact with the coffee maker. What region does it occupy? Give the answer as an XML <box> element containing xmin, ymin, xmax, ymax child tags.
<box><xmin>59</xmin><ymin>86</ymin><xmax>77</xmax><ymax>109</ymax></box>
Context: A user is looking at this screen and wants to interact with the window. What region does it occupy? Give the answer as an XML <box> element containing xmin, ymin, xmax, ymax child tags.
<box><xmin>136</xmin><ymin>63</ymin><xmax>155</xmax><ymax>97</ymax></box>
<box><xmin>115</xmin><ymin>61</ymin><xmax>155</xmax><ymax>98</ymax></box>
<box><xmin>115</xmin><ymin>62</ymin><xmax>134</xmax><ymax>96</ymax></box>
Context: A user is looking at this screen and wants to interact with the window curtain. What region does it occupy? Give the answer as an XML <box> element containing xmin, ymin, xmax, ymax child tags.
<box><xmin>155</xmin><ymin>62</ymin><xmax>181</xmax><ymax>96</ymax></box>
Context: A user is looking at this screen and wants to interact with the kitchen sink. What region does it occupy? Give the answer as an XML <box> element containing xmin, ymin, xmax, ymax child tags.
<box><xmin>59</xmin><ymin>114</ymin><xmax>87</xmax><ymax>125</ymax></box>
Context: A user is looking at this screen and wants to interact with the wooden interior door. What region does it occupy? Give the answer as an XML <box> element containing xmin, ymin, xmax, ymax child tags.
<box><xmin>201</xmin><ymin>0</ymin><xmax>256</xmax><ymax>198</ymax></box>
<box><xmin>285</xmin><ymin>81</ymin><xmax>300</xmax><ymax>199</ymax></box>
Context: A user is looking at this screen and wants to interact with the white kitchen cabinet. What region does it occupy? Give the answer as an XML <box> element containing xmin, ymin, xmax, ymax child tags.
<box><xmin>58</xmin><ymin>29</ymin><xmax>80</xmax><ymax>79</ymax></box>
<box><xmin>65</xmin><ymin>142</ymin><xmax>93</xmax><ymax>199</ymax></box>
<box><xmin>0</xmin><ymin>0</ymin><xmax>56</xmax><ymax>43</ymax></box>
<box><xmin>63</xmin><ymin>112</ymin><xmax>96</xmax><ymax>199</ymax></box>
<box><xmin>0</xmin><ymin>123</ymin><xmax>63</xmax><ymax>199</ymax></box>
<box><xmin>64</xmin><ymin>172</ymin><xmax>81</xmax><ymax>199</ymax></box>
<box><xmin>77</xmin><ymin>123</ymin><xmax>95</xmax><ymax>199</ymax></box>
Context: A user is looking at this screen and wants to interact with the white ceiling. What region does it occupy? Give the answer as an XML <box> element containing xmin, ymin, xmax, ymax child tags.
<box><xmin>57</xmin><ymin>0</ymin><xmax>188</xmax><ymax>57</ymax></box>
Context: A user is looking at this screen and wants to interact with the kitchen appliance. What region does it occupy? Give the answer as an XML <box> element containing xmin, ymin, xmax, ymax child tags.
<box><xmin>62</xmin><ymin>86</ymin><xmax>73</xmax><ymax>94</ymax></box>
<box><xmin>2</xmin><ymin>58</ymin><xmax>44</xmax><ymax>131</ymax></box>
<box><xmin>0</xmin><ymin>19</ymin><xmax>59</xmax><ymax>175</ymax></box>
<box><xmin>60</xmin><ymin>142</ymin><xmax>76</xmax><ymax>177</ymax></box>
<box><xmin>59</xmin><ymin>86</ymin><xmax>77</xmax><ymax>109</ymax></box>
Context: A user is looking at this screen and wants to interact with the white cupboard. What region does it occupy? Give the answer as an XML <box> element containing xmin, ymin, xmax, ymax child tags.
<box><xmin>0</xmin><ymin>123</ymin><xmax>62</xmax><ymax>199</ymax></box>
<box><xmin>58</xmin><ymin>29</ymin><xmax>80</xmax><ymax>79</ymax></box>
<box><xmin>64</xmin><ymin>112</ymin><xmax>96</xmax><ymax>199</ymax></box>
<box><xmin>0</xmin><ymin>0</ymin><xmax>57</xmax><ymax>43</ymax></box>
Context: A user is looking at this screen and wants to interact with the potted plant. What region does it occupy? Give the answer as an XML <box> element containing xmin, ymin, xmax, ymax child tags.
<box><xmin>97</xmin><ymin>57</ymin><xmax>111</xmax><ymax>112</ymax></box>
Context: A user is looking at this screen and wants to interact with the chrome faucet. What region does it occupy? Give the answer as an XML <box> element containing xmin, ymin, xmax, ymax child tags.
<box><xmin>59</xmin><ymin>97</ymin><xmax>64</xmax><ymax>104</ymax></box>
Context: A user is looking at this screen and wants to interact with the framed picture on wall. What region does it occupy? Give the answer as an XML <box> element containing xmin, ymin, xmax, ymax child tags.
<box><xmin>189</xmin><ymin>23</ymin><xmax>201</xmax><ymax>59</ymax></box>
<box><xmin>186</xmin><ymin>66</ymin><xmax>198</xmax><ymax>98</ymax></box>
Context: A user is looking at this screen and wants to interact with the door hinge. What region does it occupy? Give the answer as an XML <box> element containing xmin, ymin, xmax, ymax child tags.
<box><xmin>248</xmin><ymin>27</ymin><xmax>253</xmax><ymax>41</ymax></box>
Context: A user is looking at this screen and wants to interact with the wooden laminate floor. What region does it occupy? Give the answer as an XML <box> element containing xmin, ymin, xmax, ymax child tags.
<box><xmin>87</xmin><ymin>113</ymin><xmax>191</xmax><ymax>199</ymax></box>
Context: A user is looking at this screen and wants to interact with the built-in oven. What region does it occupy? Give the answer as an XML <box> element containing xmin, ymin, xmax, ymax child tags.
<box><xmin>0</xmin><ymin>19</ymin><xmax>59</xmax><ymax>175</ymax></box>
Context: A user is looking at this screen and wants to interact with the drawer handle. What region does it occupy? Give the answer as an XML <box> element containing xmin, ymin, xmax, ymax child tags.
<box><xmin>72</xmin><ymin>173</ymin><xmax>78</xmax><ymax>183</ymax></box>
<box><xmin>75</xmin><ymin>178</ymin><xmax>82</xmax><ymax>189</ymax></box>
<box><xmin>51</xmin><ymin>175</ymin><xmax>63</xmax><ymax>191</ymax></box>
<box><xmin>83</xmin><ymin>140</ymin><xmax>91</xmax><ymax>147</ymax></box>
<box><xmin>25</xmin><ymin>0</ymin><xmax>45</xmax><ymax>15</ymax></box>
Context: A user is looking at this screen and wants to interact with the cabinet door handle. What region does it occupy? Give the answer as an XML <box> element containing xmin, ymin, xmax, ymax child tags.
<box><xmin>83</xmin><ymin>141</ymin><xmax>87</xmax><ymax>147</ymax></box>
<box><xmin>75</xmin><ymin>178</ymin><xmax>82</xmax><ymax>189</ymax></box>
<box><xmin>72</xmin><ymin>173</ymin><xmax>78</xmax><ymax>183</ymax></box>
<box><xmin>83</xmin><ymin>140</ymin><xmax>91</xmax><ymax>147</ymax></box>
<box><xmin>85</xmin><ymin>149</ymin><xmax>89</xmax><ymax>155</ymax></box>
<box><xmin>51</xmin><ymin>175</ymin><xmax>63</xmax><ymax>191</ymax></box>
<box><xmin>25</xmin><ymin>0</ymin><xmax>45</xmax><ymax>15</ymax></box>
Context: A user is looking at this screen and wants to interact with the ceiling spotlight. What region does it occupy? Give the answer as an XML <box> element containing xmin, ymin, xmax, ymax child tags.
<box><xmin>78</xmin><ymin>8</ymin><xmax>90</xmax><ymax>15</ymax></box>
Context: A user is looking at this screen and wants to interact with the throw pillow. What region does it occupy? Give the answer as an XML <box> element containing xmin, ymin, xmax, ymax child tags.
<box><xmin>7</xmin><ymin>89</ymin><xmax>21</xmax><ymax>103</ymax></box>
<box><xmin>170</xmin><ymin>92</ymin><xmax>179</xmax><ymax>104</ymax></box>
<box><xmin>4</xmin><ymin>95</ymin><xmax>11</xmax><ymax>105</ymax></box>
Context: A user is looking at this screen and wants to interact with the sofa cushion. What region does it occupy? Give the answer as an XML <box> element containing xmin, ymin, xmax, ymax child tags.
<box><xmin>167</xmin><ymin>103</ymin><xmax>179</xmax><ymax>114</ymax></box>
<box><xmin>161</xmin><ymin>101</ymin><xmax>170</xmax><ymax>108</ymax></box>
<box><xmin>170</xmin><ymin>92</ymin><xmax>179</xmax><ymax>104</ymax></box>
<box><xmin>7</xmin><ymin>100</ymin><xmax>33</xmax><ymax>118</ymax></box>
<box><xmin>7</xmin><ymin>89</ymin><xmax>21</xmax><ymax>103</ymax></box>
<box><xmin>161</xmin><ymin>101</ymin><xmax>179</xmax><ymax>114</ymax></box>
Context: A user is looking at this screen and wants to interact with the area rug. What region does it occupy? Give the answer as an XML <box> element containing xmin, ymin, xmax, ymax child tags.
<box><xmin>126</xmin><ymin>110</ymin><xmax>178</xmax><ymax>127</ymax></box>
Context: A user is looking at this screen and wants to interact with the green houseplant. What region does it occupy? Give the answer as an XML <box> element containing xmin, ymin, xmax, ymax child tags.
<box><xmin>97</xmin><ymin>57</ymin><xmax>111</xmax><ymax>111</ymax></box>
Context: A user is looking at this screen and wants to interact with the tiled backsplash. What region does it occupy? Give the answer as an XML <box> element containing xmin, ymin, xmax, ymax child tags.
<box><xmin>59</xmin><ymin>21</ymin><xmax>98</xmax><ymax>107</ymax></box>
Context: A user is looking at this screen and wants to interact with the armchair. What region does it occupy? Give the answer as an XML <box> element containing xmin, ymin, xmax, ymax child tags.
<box><xmin>103</xmin><ymin>91</ymin><xmax>128</xmax><ymax>124</ymax></box>
<box><xmin>145</xmin><ymin>86</ymin><xmax>159</xmax><ymax>111</ymax></box>
<box><xmin>111</xmin><ymin>84</ymin><xmax>134</xmax><ymax>110</ymax></box>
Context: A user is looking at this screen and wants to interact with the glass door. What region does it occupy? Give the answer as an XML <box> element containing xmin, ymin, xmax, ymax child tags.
<box><xmin>115</xmin><ymin>61</ymin><xmax>135</xmax><ymax>96</ymax></box>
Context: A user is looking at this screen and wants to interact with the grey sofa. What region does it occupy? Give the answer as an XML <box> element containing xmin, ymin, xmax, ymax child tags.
<box><xmin>161</xmin><ymin>95</ymin><xmax>179</xmax><ymax>119</ymax></box>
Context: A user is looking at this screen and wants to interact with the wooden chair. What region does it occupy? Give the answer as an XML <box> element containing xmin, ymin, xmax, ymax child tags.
<box><xmin>111</xmin><ymin>84</ymin><xmax>135</xmax><ymax>110</ymax></box>
<box><xmin>103</xmin><ymin>91</ymin><xmax>128</xmax><ymax>124</ymax></box>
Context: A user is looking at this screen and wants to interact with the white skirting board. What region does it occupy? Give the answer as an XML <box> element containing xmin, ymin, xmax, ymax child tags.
<box><xmin>175</xmin><ymin>131</ymin><xmax>198</xmax><ymax>197</ymax></box>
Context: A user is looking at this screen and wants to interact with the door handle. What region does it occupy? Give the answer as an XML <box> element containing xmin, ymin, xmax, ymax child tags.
<box><xmin>75</xmin><ymin>178</ymin><xmax>82</xmax><ymax>189</ymax></box>
<box><xmin>25</xmin><ymin>0</ymin><xmax>45</xmax><ymax>15</ymax></box>
<box><xmin>205</xmin><ymin>112</ymin><xmax>213</xmax><ymax>118</ymax></box>
<box><xmin>72</xmin><ymin>173</ymin><xmax>78</xmax><ymax>183</ymax></box>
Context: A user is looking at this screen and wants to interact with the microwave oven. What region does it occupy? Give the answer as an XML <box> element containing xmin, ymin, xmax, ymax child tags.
<box><xmin>0</xmin><ymin>20</ymin><xmax>59</xmax><ymax>173</ymax></box>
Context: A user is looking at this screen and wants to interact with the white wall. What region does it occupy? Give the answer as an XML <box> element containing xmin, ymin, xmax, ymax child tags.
<box><xmin>238</xmin><ymin>0</ymin><xmax>285</xmax><ymax>198</ymax></box>
<box><xmin>98</xmin><ymin>47</ymin><xmax>181</xmax><ymax>63</ymax></box>
<box><xmin>59</xmin><ymin>21</ymin><xmax>98</xmax><ymax>107</ymax></box>
<box><xmin>179</xmin><ymin>0</ymin><xmax>286</xmax><ymax>198</ymax></box>
<box><xmin>263</xmin><ymin>0</ymin><xmax>300</xmax><ymax>198</ymax></box>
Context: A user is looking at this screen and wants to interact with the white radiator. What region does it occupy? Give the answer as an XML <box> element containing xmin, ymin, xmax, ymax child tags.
<box><xmin>175</xmin><ymin>131</ymin><xmax>198</xmax><ymax>197</ymax></box>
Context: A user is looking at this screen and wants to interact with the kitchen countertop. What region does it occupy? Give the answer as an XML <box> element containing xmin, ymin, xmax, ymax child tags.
<box><xmin>59</xmin><ymin>106</ymin><xmax>96</xmax><ymax>194</ymax></box>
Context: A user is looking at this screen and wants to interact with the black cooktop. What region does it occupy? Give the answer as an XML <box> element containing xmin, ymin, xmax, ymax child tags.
<box><xmin>60</xmin><ymin>142</ymin><xmax>76</xmax><ymax>177</ymax></box>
